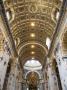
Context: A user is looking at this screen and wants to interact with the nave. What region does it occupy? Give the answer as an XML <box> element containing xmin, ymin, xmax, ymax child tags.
<box><xmin>0</xmin><ymin>0</ymin><xmax>67</xmax><ymax>90</ymax></box>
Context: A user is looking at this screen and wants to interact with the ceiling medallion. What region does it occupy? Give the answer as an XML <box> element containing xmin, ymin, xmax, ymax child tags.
<box><xmin>31</xmin><ymin>22</ymin><xmax>35</xmax><ymax>27</ymax></box>
<box><xmin>31</xmin><ymin>45</ymin><xmax>35</xmax><ymax>49</ymax></box>
<box><xmin>29</xmin><ymin>4</ymin><xmax>37</xmax><ymax>13</ymax></box>
<box><xmin>31</xmin><ymin>51</ymin><xmax>35</xmax><ymax>54</ymax></box>
<box><xmin>30</xmin><ymin>33</ymin><xmax>35</xmax><ymax>38</ymax></box>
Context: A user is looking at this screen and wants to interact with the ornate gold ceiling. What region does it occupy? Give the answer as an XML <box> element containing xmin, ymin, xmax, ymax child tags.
<box><xmin>3</xmin><ymin>0</ymin><xmax>62</xmax><ymax>65</ymax></box>
<box><xmin>19</xmin><ymin>44</ymin><xmax>47</xmax><ymax>65</ymax></box>
<box><xmin>62</xmin><ymin>26</ymin><xmax>67</xmax><ymax>55</ymax></box>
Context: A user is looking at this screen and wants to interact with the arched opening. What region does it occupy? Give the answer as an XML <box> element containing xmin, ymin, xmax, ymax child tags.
<box><xmin>26</xmin><ymin>72</ymin><xmax>39</xmax><ymax>90</ymax></box>
<box><xmin>22</xmin><ymin>59</ymin><xmax>43</xmax><ymax>90</ymax></box>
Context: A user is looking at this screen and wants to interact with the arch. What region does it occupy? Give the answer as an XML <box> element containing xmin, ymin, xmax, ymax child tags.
<box><xmin>25</xmin><ymin>71</ymin><xmax>41</xmax><ymax>79</ymax></box>
<box><xmin>18</xmin><ymin>42</ymin><xmax>48</xmax><ymax>55</ymax></box>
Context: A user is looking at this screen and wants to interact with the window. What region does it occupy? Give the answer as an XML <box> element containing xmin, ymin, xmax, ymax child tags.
<box><xmin>24</xmin><ymin>60</ymin><xmax>42</xmax><ymax>71</ymax></box>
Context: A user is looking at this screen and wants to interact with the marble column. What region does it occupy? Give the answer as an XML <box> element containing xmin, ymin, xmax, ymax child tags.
<box><xmin>6</xmin><ymin>58</ymin><xmax>18</xmax><ymax>90</ymax></box>
<box><xmin>55</xmin><ymin>43</ymin><xmax>67</xmax><ymax>90</ymax></box>
<box><xmin>46</xmin><ymin>58</ymin><xmax>59</xmax><ymax>90</ymax></box>
<box><xmin>43</xmin><ymin>69</ymin><xmax>48</xmax><ymax>90</ymax></box>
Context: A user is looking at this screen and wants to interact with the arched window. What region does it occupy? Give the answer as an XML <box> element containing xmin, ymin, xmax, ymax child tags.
<box><xmin>51</xmin><ymin>8</ymin><xmax>60</xmax><ymax>22</ymax></box>
<box><xmin>6</xmin><ymin>8</ymin><xmax>15</xmax><ymax>22</ymax></box>
<box><xmin>24</xmin><ymin>59</ymin><xmax>42</xmax><ymax>71</ymax></box>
